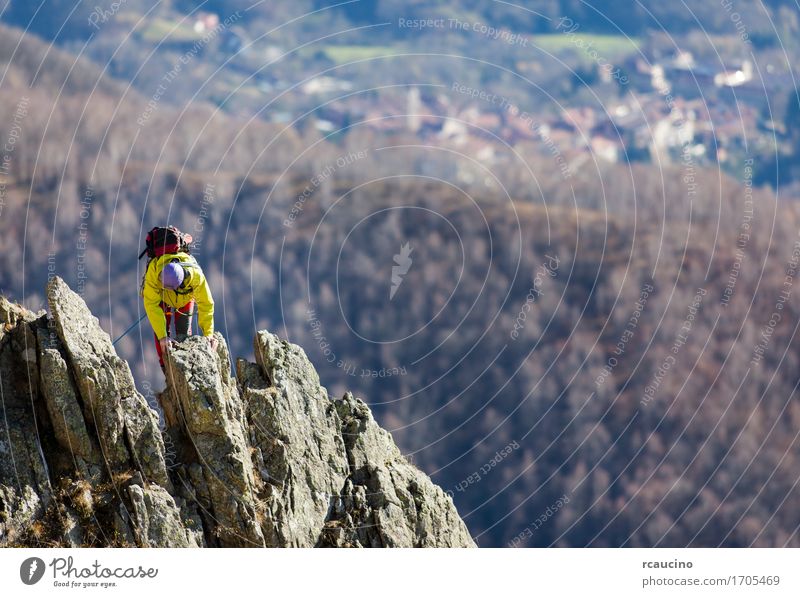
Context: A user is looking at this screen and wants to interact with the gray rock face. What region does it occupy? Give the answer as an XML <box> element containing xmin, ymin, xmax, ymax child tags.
<box><xmin>36</xmin><ymin>327</ymin><xmax>95</xmax><ymax>462</ymax></box>
<box><xmin>329</xmin><ymin>393</ymin><xmax>475</xmax><ymax>547</ymax></box>
<box><xmin>127</xmin><ymin>484</ymin><xmax>202</xmax><ymax>548</ymax></box>
<box><xmin>47</xmin><ymin>277</ymin><xmax>170</xmax><ymax>489</ymax></box>
<box><xmin>162</xmin><ymin>335</ymin><xmax>265</xmax><ymax>547</ymax></box>
<box><xmin>242</xmin><ymin>332</ymin><xmax>349</xmax><ymax>547</ymax></box>
<box><xmin>0</xmin><ymin>278</ymin><xmax>474</xmax><ymax>548</ymax></box>
<box><xmin>0</xmin><ymin>298</ymin><xmax>51</xmax><ymax>545</ymax></box>
<box><xmin>239</xmin><ymin>332</ymin><xmax>475</xmax><ymax>548</ymax></box>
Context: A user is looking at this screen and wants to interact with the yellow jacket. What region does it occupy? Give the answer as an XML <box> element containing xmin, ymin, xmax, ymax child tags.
<box><xmin>142</xmin><ymin>253</ymin><xmax>214</xmax><ymax>340</ymax></box>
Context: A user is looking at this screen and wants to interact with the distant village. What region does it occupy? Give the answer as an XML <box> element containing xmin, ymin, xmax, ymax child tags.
<box><xmin>286</xmin><ymin>49</ymin><xmax>787</xmax><ymax>175</ymax></box>
<box><xmin>114</xmin><ymin>10</ymin><xmax>789</xmax><ymax>178</ymax></box>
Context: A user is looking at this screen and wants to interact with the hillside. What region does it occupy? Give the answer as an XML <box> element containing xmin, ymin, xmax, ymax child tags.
<box><xmin>2</xmin><ymin>9</ymin><xmax>800</xmax><ymax>549</ymax></box>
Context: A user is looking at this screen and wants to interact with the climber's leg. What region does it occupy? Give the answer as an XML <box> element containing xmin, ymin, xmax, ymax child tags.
<box><xmin>154</xmin><ymin>303</ymin><xmax>174</xmax><ymax>368</ymax></box>
<box><xmin>174</xmin><ymin>300</ymin><xmax>195</xmax><ymax>342</ymax></box>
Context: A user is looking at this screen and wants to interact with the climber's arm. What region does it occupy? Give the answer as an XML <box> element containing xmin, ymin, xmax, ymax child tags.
<box><xmin>142</xmin><ymin>277</ymin><xmax>167</xmax><ymax>340</ymax></box>
<box><xmin>194</xmin><ymin>272</ymin><xmax>215</xmax><ymax>337</ymax></box>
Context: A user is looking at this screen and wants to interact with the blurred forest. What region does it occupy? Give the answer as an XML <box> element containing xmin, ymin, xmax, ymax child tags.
<box><xmin>2</xmin><ymin>11</ymin><xmax>800</xmax><ymax>548</ymax></box>
<box><xmin>5</xmin><ymin>0</ymin><xmax>800</xmax><ymax>40</ymax></box>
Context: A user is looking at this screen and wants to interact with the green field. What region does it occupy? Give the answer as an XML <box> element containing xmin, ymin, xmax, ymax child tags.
<box><xmin>321</xmin><ymin>45</ymin><xmax>400</xmax><ymax>64</ymax></box>
<box><xmin>140</xmin><ymin>18</ymin><xmax>206</xmax><ymax>44</ymax></box>
<box><xmin>530</xmin><ymin>33</ymin><xmax>639</xmax><ymax>57</ymax></box>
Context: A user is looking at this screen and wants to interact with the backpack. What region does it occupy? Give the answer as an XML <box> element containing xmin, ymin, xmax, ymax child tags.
<box><xmin>138</xmin><ymin>226</ymin><xmax>193</xmax><ymax>260</ymax></box>
<box><xmin>139</xmin><ymin>226</ymin><xmax>194</xmax><ymax>297</ymax></box>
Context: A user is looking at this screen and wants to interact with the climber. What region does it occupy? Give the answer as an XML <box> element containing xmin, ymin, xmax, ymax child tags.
<box><xmin>139</xmin><ymin>227</ymin><xmax>217</xmax><ymax>371</ymax></box>
<box><xmin>142</xmin><ymin>255</ymin><xmax>217</xmax><ymax>370</ymax></box>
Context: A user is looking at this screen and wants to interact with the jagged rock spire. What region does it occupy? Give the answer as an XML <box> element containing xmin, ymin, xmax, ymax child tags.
<box><xmin>0</xmin><ymin>278</ymin><xmax>474</xmax><ymax>548</ymax></box>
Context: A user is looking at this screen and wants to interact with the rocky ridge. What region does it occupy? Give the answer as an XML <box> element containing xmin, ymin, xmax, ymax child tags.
<box><xmin>0</xmin><ymin>277</ymin><xmax>474</xmax><ymax>548</ymax></box>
